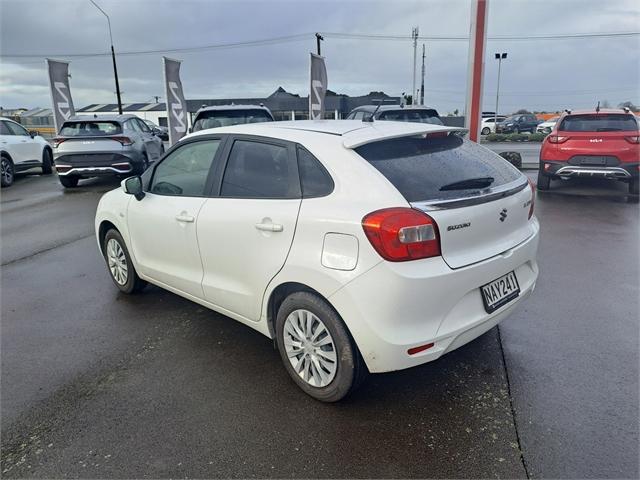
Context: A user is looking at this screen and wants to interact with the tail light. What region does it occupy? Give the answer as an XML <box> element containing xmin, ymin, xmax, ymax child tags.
<box><xmin>527</xmin><ymin>177</ymin><xmax>536</xmax><ymax>219</ymax></box>
<box><xmin>547</xmin><ymin>135</ymin><xmax>569</xmax><ymax>144</ymax></box>
<box><xmin>111</xmin><ymin>136</ymin><xmax>134</xmax><ymax>146</ymax></box>
<box><xmin>52</xmin><ymin>138</ymin><xmax>67</xmax><ymax>148</ymax></box>
<box><xmin>362</xmin><ymin>208</ymin><xmax>440</xmax><ymax>262</ymax></box>
<box><xmin>624</xmin><ymin>136</ymin><xmax>640</xmax><ymax>144</ymax></box>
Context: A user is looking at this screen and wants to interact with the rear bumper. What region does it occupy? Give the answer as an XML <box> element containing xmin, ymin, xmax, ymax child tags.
<box><xmin>329</xmin><ymin>219</ymin><xmax>540</xmax><ymax>373</ymax></box>
<box><xmin>540</xmin><ymin>160</ymin><xmax>639</xmax><ymax>180</ymax></box>
<box><xmin>54</xmin><ymin>151</ymin><xmax>144</xmax><ymax>177</ymax></box>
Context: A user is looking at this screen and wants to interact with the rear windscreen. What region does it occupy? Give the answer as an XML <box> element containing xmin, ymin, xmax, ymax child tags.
<box><xmin>355</xmin><ymin>134</ymin><xmax>522</xmax><ymax>202</ymax></box>
<box><xmin>559</xmin><ymin>114</ymin><xmax>638</xmax><ymax>132</ymax></box>
<box><xmin>193</xmin><ymin>110</ymin><xmax>273</xmax><ymax>131</ymax></box>
<box><xmin>60</xmin><ymin>121</ymin><xmax>121</xmax><ymax>136</ymax></box>
<box><xmin>378</xmin><ymin>109</ymin><xmax>443</xmax><ymax>125</ymax></box>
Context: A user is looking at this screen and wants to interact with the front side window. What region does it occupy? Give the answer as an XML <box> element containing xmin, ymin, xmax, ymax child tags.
<box><xmin>124</xmin><ymin>119</ymin><xmax>141</xmax><ymax>133</ymax></box>
<box><xmin>136</xmin><ymin>119</ymin><xmax>151</xmax><ymax>132</ymax></box>
<box><xmin>150</xmin><ymin>140</ymin><xmax>220</xmax><ymax>196</ymax></box>
<box><xmin>5</xmin><ymin>121</ymin><xmax>29</xmax><ymax>136</ymax></box>
<box><xmin>221</xmin><ymin>140</ymin><xmax>298</xmax><ymax>199</ymax></box>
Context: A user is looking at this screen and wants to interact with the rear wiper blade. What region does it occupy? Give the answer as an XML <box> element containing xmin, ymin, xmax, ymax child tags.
<box><xmin>440</xmin><ymin>177</ymin><xmax>495</xmax><ymax>191</ymax></box>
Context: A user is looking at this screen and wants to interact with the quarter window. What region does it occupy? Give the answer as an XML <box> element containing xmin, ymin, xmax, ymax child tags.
<box><xmin>221</xmin><ymin>140</ymin><xmax>298</xmax><ymax>199</ymax></box>
<box><xmin>150</xmin><ymin>139</ymin><xmax>220</xmax><ymax>197</ymax></box>
<box><xmin>297</xmin><ymin>147</ymin><xmax>333</xmax><ymax>197</ymax></box>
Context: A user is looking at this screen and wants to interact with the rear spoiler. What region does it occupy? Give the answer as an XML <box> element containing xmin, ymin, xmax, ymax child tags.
<box><xmin>343</xmin><ymin>125</ymin><xmax>467</xmax><ymax>149</ymax></box>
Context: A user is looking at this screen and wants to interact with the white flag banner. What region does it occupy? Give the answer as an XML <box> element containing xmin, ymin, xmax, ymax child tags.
<box><xmin>163</xmin><ymin>57</ymin><xmax>188</xmax><ymax>145</ymax></box>
<box><xmin>309</xmin><ymin>53</ymin><xmax>327</xmax><ymax>120</ymax></box>
<box><xmin>46</xmin><ymin>59</ymin><xmax>75</xmax><ymax>134</ymax></box>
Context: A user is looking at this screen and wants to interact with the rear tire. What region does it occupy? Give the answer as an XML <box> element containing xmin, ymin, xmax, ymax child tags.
<box><xmin>629</xmin><ymin>179</ymin><xmax>639</xmax><ymax>195</ymax></box>
<box><xmin>103</xmin><ymin>229</ymin><xmax>147</xmax><ymax>294</ymax></box>
<box><xmin>1</xmin><ymin>155</ymin><xmax>14</xmax><ymax>187</ymax></box>
<box><xmin>537</xmin><ymin>170</ymin><xmax>551</xmax><ymax>190</ymax></box>
<box><xmin>42</xmin><ymin>148</ymin><xmax>53</xmax><ymax>175</ymax></box>
<box><xmin>275</xmin><ymin>291</ymin><xmax>367</xmax><ymax>402</ymax></box>
<box><xmin>59</xmin><ymin>175</ymin><xmax>79</xmax><ymax>188</ymax></box>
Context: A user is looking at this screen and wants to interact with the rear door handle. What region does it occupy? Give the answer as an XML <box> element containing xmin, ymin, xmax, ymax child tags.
<box><xmin>175</xmin><ymin>214</ymin><xmax>195</xmax><ymax>223</ymax></box>
<box><xmin>255</xmin><ymin>222</ymin><xmax>283</xmax><ymax>232</ymax></box>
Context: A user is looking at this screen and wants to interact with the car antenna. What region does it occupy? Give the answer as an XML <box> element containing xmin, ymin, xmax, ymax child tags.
<box><xmin>595</xmin><ymin>101</ymin><xmax>600</xmax><ymax>113</ymax></box>
<box><xmin>363</xmin><ymin>98</ymin><xmax>395</xmax><ymax>123</ymax></box>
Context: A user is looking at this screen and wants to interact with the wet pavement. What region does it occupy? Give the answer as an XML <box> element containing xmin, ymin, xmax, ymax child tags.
<box><xmin>1</xmin><ymin>169</ymin><xmax>638</xmax><ymax>478</ymax></box>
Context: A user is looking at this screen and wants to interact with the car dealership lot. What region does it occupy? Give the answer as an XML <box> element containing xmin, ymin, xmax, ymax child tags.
<box><xmin>1</xmin><ymin>171</ymin><xmax>638</xmax><ymax>478</ymax></box>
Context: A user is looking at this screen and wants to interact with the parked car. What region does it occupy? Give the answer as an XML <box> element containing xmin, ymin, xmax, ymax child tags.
<box><xmin>481</xmin><ymin>116</ymin><xmax>506</xmax><ymax>135</ymax></box>
<box><xmin>0</xmin><ymin>117</ymin><xmax>53</xmax><ymax>187</ymax></box>
<box><xmin>191</xmin><ymin>105</ymin><xmax>274</xmax><ymax>132</ymax></box>
<box><xmin>538</xmin><ymin>109</ymin><xmax>639</xmax><ymax>193</ymax></box>
<box><xmin>95</xmin><ymin>120</ymin><xmax>539</xmax><ymax>401</ymax></box>
<box><xmin>536</xmin><ymin>116</ymin><xmax>559</xmax><ymax>134</ymax></box>
<box><xmin>143</xmin><ymin>119</ymin><xmax>169</xmax><ymax>141</ymax></box>
<box><xmin>496</xmin><ymin>114</ymin><xmax>540</xmax><ymax>134</ymax></box>
<box><xmin>346</xmin><ymin>105</ymin><xmax>443</xmax><ymax>124</ymax></box>
<box><xmin>53</xmin><ymin>115</ymin><xmax>164</xmax><ymax>188</ymax></box>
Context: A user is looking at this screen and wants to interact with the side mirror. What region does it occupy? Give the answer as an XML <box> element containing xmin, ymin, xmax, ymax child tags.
<box><xmin>122</xmin><ymin>176</ymin><xmax>145</xmax><ymax>201</ymax></box>
<box><xmin>29</xmin><ymin>130</ymin><xmax>39</xmax><ymax>138</ymax></box>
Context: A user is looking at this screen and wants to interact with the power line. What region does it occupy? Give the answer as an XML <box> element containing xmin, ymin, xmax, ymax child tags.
<box><xmin>2</xmin><ymin>30</ymin><xmax>638</xmax><ymax>59</ymax></box>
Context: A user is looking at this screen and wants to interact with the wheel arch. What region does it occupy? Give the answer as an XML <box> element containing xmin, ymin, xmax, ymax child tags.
<box><xmin>1</xmin><ymin>150</ymin><xmax>14</xmax><ymax>162</ymax></box>
<box><xmin>97</xmin><ymin>220</ymin><xmax>119</xmax><ymax>255</ymax></box>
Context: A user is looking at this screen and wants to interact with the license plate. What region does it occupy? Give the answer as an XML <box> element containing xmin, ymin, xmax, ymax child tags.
<box><xmin>481</xmin><ymin>271</ymin><xmax>520</xmax><ymax>313</ymax></box>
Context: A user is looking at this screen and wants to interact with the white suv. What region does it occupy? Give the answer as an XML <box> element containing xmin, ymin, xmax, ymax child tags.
<box><xmin>95</xmin><ymin>120</ymin><xmax>540</xmax><ymax>401</ymax></box>
<box><xmin>1</xmin><ymin>117</ymin><xmax>53</xmax><ymax>187</ymax></box>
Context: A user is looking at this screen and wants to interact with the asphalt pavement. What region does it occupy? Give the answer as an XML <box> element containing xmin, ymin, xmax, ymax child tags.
<box><xmin>1</xmin><ymin>168</ymin><xmax>638</xmax><ymax>478</ymax></box>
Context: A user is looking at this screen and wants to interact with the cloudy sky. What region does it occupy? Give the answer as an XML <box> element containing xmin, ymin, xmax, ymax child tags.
<box><xmin>1</xmin><ymin>0</ymin><xmax>638</xmax><ymax>114</ymax></box>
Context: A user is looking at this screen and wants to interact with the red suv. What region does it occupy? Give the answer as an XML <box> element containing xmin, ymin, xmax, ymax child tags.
<box><xmin>538</xmin><ymin>109</ymin><xmax>639</xmax><ymax>194</ymax></box>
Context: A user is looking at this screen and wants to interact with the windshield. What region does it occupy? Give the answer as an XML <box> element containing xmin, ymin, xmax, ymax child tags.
<box><xmin>559</xmin><ymin>114</ymin><xmax>638</xmax><ymax>132</ymax></box>
<box><xmin>503</xmin><ymin>116</ymin><xmax>518</xmax><ymax>123</ymax></box>
<box><xmin>355</xmin><ymin>134</ymin><xmax>522</xmax><ymax>202</ymax></box>
<box><xmin>378</xmin><ymin>109</ymin><xmax>443</xmax><ymax>125</ymax></box>
<box><xmin>193</xmin><ymin>109</ymin><xmax>273</xmax><ymax>131</ymax></box>
<box><xmin>59</xmin><ymin>121</ymin><xmax>121</xmax><ymax>136</ymax></box>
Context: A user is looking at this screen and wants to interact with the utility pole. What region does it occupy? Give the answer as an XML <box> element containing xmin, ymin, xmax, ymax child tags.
<box><xmin>494</xmin><ymin>52</ymin><xmax>507</xmax><ymax>130</ymax></box>
<box><xmin>420</xmin><ymin>44</ymin><xmax>425</xmax><ymax>105</ymax></box>
<box><xmin>411</xmin><ymin>27</ymin><xmax>419</xmax><ymax>105</ymax></box>
<box><xmin>89</xmin><ymin>0</ymin><xmax>122</xmax><ymax>114</ymax></box>
<box><xmin>315</xmin><ymin>33</ymin><xmax>324</xmax><ymax>55</ymax></box>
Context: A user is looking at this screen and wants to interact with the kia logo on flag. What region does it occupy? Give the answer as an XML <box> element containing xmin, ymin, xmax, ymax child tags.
<box><xmin>168</xmin><ymin>81</ymin><xmax>186</xmax><ymax>133</ymax></box>
<box><xmin>46</xmin><ymin>59</ymin><xmax>76</xmax><ymax>134</ymax></box>
<box><xmin>163</xmin><ymin>57</ymin><xmax>188</xmax><ymax>145</ymax></box>
<box><xmin>54</xmin><ymin>82</ymin><xmax>72</xmax><ymax>121</ymax></box>
<box><xmin>309</xmin><ymin>53</ymin><xmax>327</xmax><ymax>120</ymax></box>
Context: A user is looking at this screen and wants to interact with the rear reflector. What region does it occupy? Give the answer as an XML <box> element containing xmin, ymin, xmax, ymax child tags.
<box><xmin>52</xmin><ymin>138</ymin><xmax>67</xmax><ymax>148</ymax></box>
<box><xmin>362</xmin><ymin>208</ymin><xmax>441</xmax><ymax>262</ymax></box>
<box><xmin>408</xmin><ymin>343</ymin><xmax>435</xmax><ymax>355</ymax></box>
<box><xmin>624</xmin><ymin>136</ymin><xmax>640</xmax><ymax>144</ymax></box>
<box><xmin>111</xmin><ymin>136</ymin><xmax>134</xmax><ymax>146</ymax></box>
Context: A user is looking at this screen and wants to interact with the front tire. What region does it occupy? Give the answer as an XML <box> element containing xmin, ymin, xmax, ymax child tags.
<box><xmin>513</xmin><ymin>127</ymin><xmax>520</xmax><ymax>134</ymax></box>
<box><xmin>1</xmin><ymin>156</ymin><xmax>14</xmax><ymax>187</ymax></box>
<box><xmin>537</xmin><ymin>170</ymin><xmax>551</xmax><ymax>190</ymax></box>
<box><xmin>42</xmin><ymin>148</ymin><xmax>53</xmax><ymax>174</ymax></box>
<box><xmin>103</xmin><ymin>229</ymin><xmax>147</xmax><ymax>294</ymax></box>
<box><xmin>59</xmin><ymin>175</ymin><xmax>79</xmax><ymax>188</ymax></box>
<box><xmin>275</xmin><ymin>291</ymin><xmax>367</xmax><ymax>402</ymax></box>
<box><xmin>481</xmin><ymin>127</ymin><xmax>490</xmax><ymax>135</ymax></box>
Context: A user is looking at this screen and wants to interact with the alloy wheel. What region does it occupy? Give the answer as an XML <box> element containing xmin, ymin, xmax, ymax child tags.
<box><xmin>283</xmin><ymin>309</ymin><xmax>337</xmax><ymax>387</ymax></box>
<box><xmin>106</xmin><ymin>238</ymin><xmax>128</xmax><ymax>285</ymax></box>
<box><xmin>1</xmin><ymin>158</ymin><xmax>13</xmax><ymax>185</ymax></box>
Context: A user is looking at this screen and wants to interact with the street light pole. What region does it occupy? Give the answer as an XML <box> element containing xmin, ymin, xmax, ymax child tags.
<box><xmin>89</xmin><ymin>0</ymin><xmax>122</xmax><ymax>114</ymax></box>
<box><xmin>494</xmin><ymin>52</ymin><xmax>507</xmax><ymax>130</ymax></box>
<box><xmin>411</xmin><ymin>27</ymin><xmax>419</xmax><ymax>105</ymax></box>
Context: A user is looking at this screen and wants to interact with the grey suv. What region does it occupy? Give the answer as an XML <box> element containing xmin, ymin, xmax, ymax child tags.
<box><xmin>191</xmin><ymin>105</ymin><xmax>274</xmax><ymax>132</ymax></box>
<box><xmin>346</xmin><ymin>105</ymin><xmax>443</xmax><ymax>124</ymax></box>
<box><xmin>53</xmin><ymin>115</ymin><xmax>164</xmax><ymax>188</ymax></box>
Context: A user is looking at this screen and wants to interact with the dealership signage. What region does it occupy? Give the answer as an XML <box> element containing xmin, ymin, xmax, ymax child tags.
<box><xmin>46</xmin><ymin>59</ymin><xmax>75</xmax><ymax>134</ymax></box>
<box><xmin>309</xmin><ymin>53</ymin><xmax>327</xmax><ymax>120</ymax></box>
<box><xmin>163</xmin><ymin>57</ymin><xmax>188</xmax><ymax>145</ymax></box>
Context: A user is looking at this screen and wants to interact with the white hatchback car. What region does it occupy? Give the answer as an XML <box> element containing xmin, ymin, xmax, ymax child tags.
<box><xmin>95</xmin><ymin>120</ymin><xmax>539</xmax><ymax>401</ymax></box>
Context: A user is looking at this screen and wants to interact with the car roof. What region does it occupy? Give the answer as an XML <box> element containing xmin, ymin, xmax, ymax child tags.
<box><xmin>195</xmin><ymin>104</ymin><xmax>272</xmax><ymax>113</ymax></box>
<box><xmin>187</xmin><ymin>119</ymin><xmax>466</xmax><ymax>149</ymax></box>
<box><xmin>351</xmin><ymin>105</ymin><xmax>438</xmax><ymax>113</ymax></box>
<box><xmin>563</xmin><ymin>108</ymin><xmax>635</xmax><ymax>116</ymax></box>
<box><xmin>66</xmin><ymin>114</ymin><xmax>138</xmax><ymax>123</ymax></box>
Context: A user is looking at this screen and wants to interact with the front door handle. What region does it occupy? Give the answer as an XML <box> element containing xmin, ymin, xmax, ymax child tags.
<box><xmin>255</xmin><ymin>222</ymin><xmax>283</xmax><ymax>232</ymax></box>
<box><xmin>175</xmin><ymin>213</ymin><xmax>195</xmax><ymax>223</ymax></box>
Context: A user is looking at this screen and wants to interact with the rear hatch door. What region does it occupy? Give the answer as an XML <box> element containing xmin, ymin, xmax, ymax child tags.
<box><xmin>354</xmin><ymin>132</ymin><xmax>535</xmax><ymax>269</ymax></box>
<box><xmin>56</xmin><ymin>120</ymin><xmax>125</xmax><ymax>159</ymax></box>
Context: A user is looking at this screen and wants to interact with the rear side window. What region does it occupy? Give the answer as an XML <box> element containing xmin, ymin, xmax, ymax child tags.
<box><xmin>297</xmin><ymin>147</ymin><xmax>333</xmax><ymax>198</ymax></box>
<box><xmin>559</xmin><ymin>114</ymin><xmax>638</xmax><ymax>132</ymax></box>
<box><xmin>221</xmin><ymin>140</ymin><xmax>299</xmax><ymax>199</ymax></box>
<box><xmin>60</xmin><ymin>121</ymin><xmax>121</xmax><ymax>136</ymax></box>
<box><xmin>0</xmin><ymin>121</ymin><xmax>11</xmax><ymax>135</ymax></box>
<box><xmin>355</xmin><ymin>135</ymin><xmax>522</xmax><ymax>202</ymax></box>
